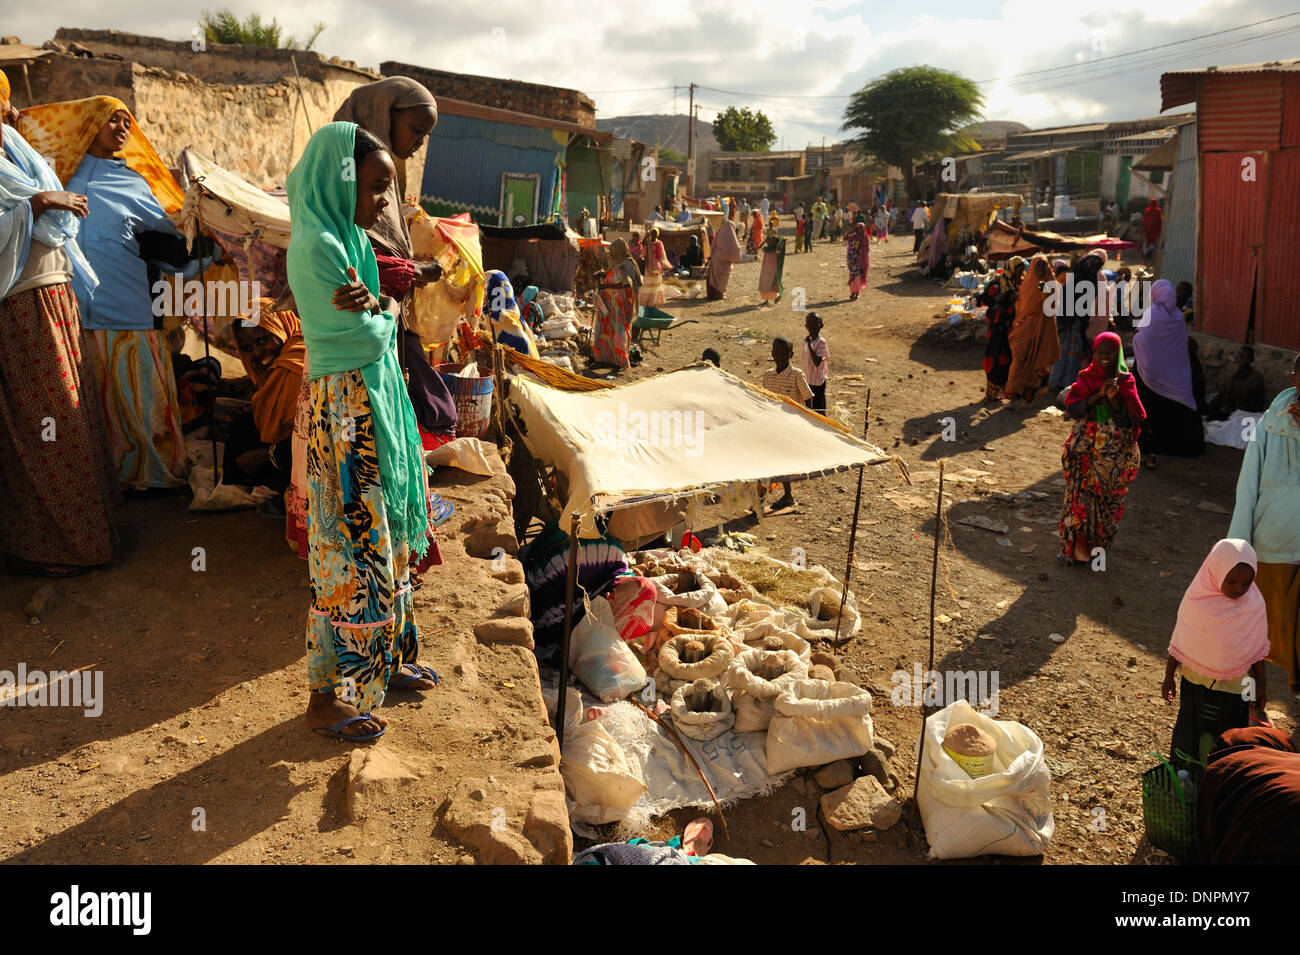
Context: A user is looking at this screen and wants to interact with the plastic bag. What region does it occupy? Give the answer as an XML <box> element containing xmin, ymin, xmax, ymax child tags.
<box><xmin>670</xmin><ymin>679</ymin><xmax>735</xmax><ymax>741</ymax></box>
<box><xmin>569</xmin><ymin>597</ymin><xmax>647</xmax><ymax>702</ymax></box>
<box><xmin>726</xmin><ymin>648</ymin><xmax>808</xmax><ymax>733</ymax></box>
<box><xmin>186</xmin><ymin>438</ymin><xmax>275</xmax><ymax>511</ymax></box>
<box><xmin>765</xmin><ymin>680</ymin><xmax>874</xmax><ymax>774</ymax></box>
<box><xmin>916</xmin><ymin>699</ymin><xmax>1054</xmax><ymax>859</ymax></box>
<box><xmin>561</xmin><ymin>720</ymin><xmax>645</xmax><ymax>824</ymax></box>
<box><xmin>424</xmin><ymin>437</ymin><xmax>494</xmax><ymax>476</ymax></box>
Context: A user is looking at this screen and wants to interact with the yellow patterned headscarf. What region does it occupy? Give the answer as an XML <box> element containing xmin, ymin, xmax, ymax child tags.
<box><xmin>0</xmin><ymin>70</ymin><xmax>10</xmax><ymax>108</ymax></box>
<box><xmin>17</xmin><ymin>96</ymin><xmax>184</xmax><ymax>213</ymax></box>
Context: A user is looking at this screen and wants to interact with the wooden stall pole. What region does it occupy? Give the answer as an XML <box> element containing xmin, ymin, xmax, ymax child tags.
<box><xmin>195</xmin><ymin>208</ymin><xmax>220</xmax><ymax>485</ymax></box>
<box><xmin>912</xmin><ymin>460</ymin><xmax>945</xmax><ymax>808</ymax></box>
<box><xmin>553</xmin><ymin>512</ymin><xmax>583</xmax><ymax>756</ymax></box>
<box><xmin>832</xmin><ymin>388</ymin><xmax>871</xmax><ymax>646</ymax></box>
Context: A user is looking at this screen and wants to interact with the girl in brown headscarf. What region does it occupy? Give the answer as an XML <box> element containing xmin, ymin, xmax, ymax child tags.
<box><xmin>1005</xmin><ymin>254</ymin><xmax>1060</xmax><ymax>407</ymax></box>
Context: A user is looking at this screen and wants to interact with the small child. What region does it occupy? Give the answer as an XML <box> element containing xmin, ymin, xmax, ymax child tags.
<box><xmin>760</xmin><ymin>337</ymin><xmax>813</xmax><ymax>510</ymax></box>
<box><xmin>794</xmin><ymin>216</ymin><xmax>805</xmax><ymax>254</ymax></box>
<box><xmin>1162</xmin><ymin>539</ymin><xmax>1272</xmax><ymax>765</ymax></box>
<box><xmin>802</xmin><ymin>212</ymin><xmax>814</xmax><ymax>253</ymax></box>
<box><xmin>801</xmin><ymin>312</ymin><xmax>829</xmax><ymax>412</ymax></box>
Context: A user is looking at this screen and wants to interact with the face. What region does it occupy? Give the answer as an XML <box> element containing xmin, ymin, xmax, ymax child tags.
<box><xmin>805</xmin><ymin>314</ymin><xmax>822</xmax><ymax>337</ymax></box>
<box><xmin>235</xmin><ymin>325</ymin><xmax>281</xmax><ymax>376</ymax></box>
<box><xmin>388</xmin><ymin>104</ymin><xmax>437</xmax><ymax>160</ymax></box>
<box><xmin>1236</xmin><ymin>349</ymin><xmax>1252</xmax><ymax>368</ymax></box>
<box><xmin>1094</xmin><ymin>338</ymin><xmax>1119</xmax><ymax>376</ymax></box>
<box><xmin>771</xmin><ymin>340</ymin><xmax>791</xmax><ymax>366</ymax></box>
<box><xmin>94</xmin><ymin>110</ymin><xmax>132</xmax><ymax>155</ymax></box>
<box><xmin>354</xmin><ymin>150</ymin><xmax>395</xmax><ymax>229</ymax></box>
<box><xmin>1221</xmin><ymin>562</ymin><xmax>1255</xmax><ymax>599</ymax></box>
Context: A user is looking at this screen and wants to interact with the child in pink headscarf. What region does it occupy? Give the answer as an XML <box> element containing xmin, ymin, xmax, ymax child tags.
<box><xmin>1162</xmin><ymin>539</ymin><xmax>1272</xmax><ymax>763</ymax></box>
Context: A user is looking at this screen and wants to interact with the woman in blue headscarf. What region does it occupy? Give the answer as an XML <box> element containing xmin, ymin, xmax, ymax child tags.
<box><xmin>0</xmin><ymin>71</ymin><xmax>117</xmax><ymax>576</ymax></box>
<box><xmin>287</xmin><ymin>122</ymin><xmax>438</xmax><ymax>742</ymax></box>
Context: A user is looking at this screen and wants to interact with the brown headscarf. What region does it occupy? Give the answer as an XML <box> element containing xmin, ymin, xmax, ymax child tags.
<box><xmin>235</xmin><ymin>299</ymin><xmax>307</xmax><ymax>445</ymax></box>
<box><xmin>1005</xmin><ymin>254</ymin><xmax>1060</xmax><ymax>397</ymax></box>
<box><xmin>332</xmin><ymin>77</ymin><xmax>438</xmax><ymax>260</ymax></box>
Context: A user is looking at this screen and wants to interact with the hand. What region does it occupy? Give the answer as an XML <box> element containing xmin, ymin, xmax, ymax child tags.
<box><xmin>1161</xmin><ymin>675</ymin><xmax>1176</xmax><ymax>704</ymax></box>
<box><xmin>235</xmin><ymin>448</ymin><xmax>270</xmax><ymax>474</ymax></box>
<box><xmin>31</xmin><ymin>191</ymin><xmax>89</xmax><ymax>218</ymax></box>
<box><xmin>1103</xmin><ymin>379</ymin><xmax>1119</xmax><ymax>401</ymax></box>
<box><xmin>332</xmin><ymin>267</ymin><xmax>378</xmax><ymax>313</ymax></box>
<box><xmin>414</xmin><ymin>260</ymin><xmax>444</xmax><ymax>285</ymax></box>
<box><xmin>3</xmin><ymin>103</ymin><xmax>19</xmax><ymax>126</ymax></box>
<box><xmin>1286</xmin><ymin>401</ymin><xmax>1300</xmax><ymax>428</ymax></box>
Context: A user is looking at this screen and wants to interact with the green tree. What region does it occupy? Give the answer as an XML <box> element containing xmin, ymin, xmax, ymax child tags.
<box><xmin>199</xmin><ymin>10</ymin><xmax>326</xmax><ymax>51</ymax></box>
<box><xmin>841</xmin><ymin>67</ymin><xmax>983</xmax><ymax>199</ymax></box>
<box><xmin>712</xmin><ymin>107</ymin><xmax>777</xmax><ymax>152</ymax></box>
<box><xmin>658</xmin><ymin>146</ymin><xmax>686</xmax><ymax>164</ymax></box>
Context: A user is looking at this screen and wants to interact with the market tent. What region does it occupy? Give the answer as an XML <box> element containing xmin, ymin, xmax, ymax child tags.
<box><xmin>508</xmin><ymin>363</ymin><xmax>888</xmax><ymax>535</ymax></box>
<box><xmin>644</xmin><ymin>219</ymin><xmax>711</xmax><ymax>262</ymax></box>
<box><xmin>983</xmin><ymin>218</ymin><xmax>1138</xmax><ymax>259</ymax></box>
<box><xmin>479</xmin><ymin>219</ymin><xmax>581</xmax><ymax>291</ymax></box>
<box><xmin>928</xmin><ymin>192</ymin><xmax>1023</xmax><ymax>237</ymax></box>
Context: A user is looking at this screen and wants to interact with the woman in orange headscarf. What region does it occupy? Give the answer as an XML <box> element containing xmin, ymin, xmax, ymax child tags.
<box><xmin>1005</xmin><ymin>253</ymin><xmax>1060</xmax><ymax>407</ymax></box>
<box><xmin>225</xmin><ymin>300</ymin><xmax>307</xmax><ymax>495</ymax></box>
<box><xmin>20</xmin><ymin>97</ymin><xmax>190</xmax><ymax>490</ymax></box>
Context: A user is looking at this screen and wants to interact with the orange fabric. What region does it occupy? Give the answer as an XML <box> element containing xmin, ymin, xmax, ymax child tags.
<box><xmin>234</xmin><ymin>299</ymin><xmax>306</xmax><ymax>445</ymax></box>
<box><xmin>1006</xmin><ymin>254</ymin><xmax>1060</xmax><ymax>396</ymax></box>
<box><xmin>0</xmin><ymin>70</ymin><xmax>10</xmax><ymax>108</ymax></box>
<box><xmin>17</xmin><ymin>96</ymin><xmax>185</xmax><ymax>213</ymax></box>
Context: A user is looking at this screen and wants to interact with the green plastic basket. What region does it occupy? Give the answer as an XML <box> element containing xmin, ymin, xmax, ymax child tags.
<box><xmin>1141</xmin><ymin>751</ymin><xmax>1203</xmax><ymax>860</ymax></box>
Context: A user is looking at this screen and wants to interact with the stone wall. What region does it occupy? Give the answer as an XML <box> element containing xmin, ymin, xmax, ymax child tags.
<box><xmin>52</xmin><ymin>27</ymin><xmax>376</xmax><ymax>85</ymax></box>
<box><xmin>17</xmin><ymin>52</ymin><xmax>134</xmax><ymax>109</ymax></box>
<box><xmin>381</xmin><ymin>61</ymin><xmax>595</xmax><ymax>127</ymax></box>
<box><xmin>1193</xmin><ymin>333</ymin><xmax>1298</xmax><ymax>401</ymax></box>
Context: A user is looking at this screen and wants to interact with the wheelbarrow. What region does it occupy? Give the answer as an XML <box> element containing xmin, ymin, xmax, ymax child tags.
<box><xmin>634</xmin><ymin>306</ymin><xmax>698</xmax><ymax>345</ymax></box>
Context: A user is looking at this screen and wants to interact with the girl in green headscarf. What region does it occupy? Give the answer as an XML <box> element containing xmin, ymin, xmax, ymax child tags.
<box><xmin>287</xmin><ymin>122</ymin><xmax>437</xmax><ymax>742</ymax></box>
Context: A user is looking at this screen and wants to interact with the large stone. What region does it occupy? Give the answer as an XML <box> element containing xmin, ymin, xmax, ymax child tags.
<box><xmin>441</xmin><ymin>779</ymin><xmax>542</xmax><ymax>865</ymax></box>
<box><xmin>514</xmin><ymin>738</ymin><xmax>558</xmax><ymax>769</ymax></box>
<box><xmin>474</xmin><ymin>616</ymin><xmax>534</xmax><ymax>649</ymax></box>
<box><xmin>813</xmin><ymin>758</ymin><xmax>856</xmax><ymax>790</ymax></box>
<box><xmin>524</xmin><ymin>790</ymin><xmax>572</xmax><ymax>864</ymax></box>
<box><xmin>874</xmin><ymin>736</ymin><xmax>897</xmax><ymax>760</ymax></box>
<box><xmin>820</xmin><ymin>776</ymin><xmax>903</xmax><ymax>832</ymax></box>
<box><xmin>861</xmin><ymin>747</ymin><xmax>891</xmax><ymax>787</ymax></box>
<box><xmin>498</xmin><ymin>587</ymin><xmax>530</xmax><ymax>618</ymax></box>
<box><xmin>345</xmin><ymin>747</ymin><xmax>416</xmax><ymax>822</ymax></box>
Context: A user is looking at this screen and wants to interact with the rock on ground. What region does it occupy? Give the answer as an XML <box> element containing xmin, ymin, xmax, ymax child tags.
<box><xmin>346</xmin><ymin>747</ymin><xmax>417</xmax><ymax>823</ymax></box>
<box><xmin>820</xmin><ymin>776</ymin><xmax>903</xmax><ymax>832</ymax></box>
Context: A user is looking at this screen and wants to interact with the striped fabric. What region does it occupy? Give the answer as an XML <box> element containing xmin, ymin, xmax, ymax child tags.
<box><xmin>85</xmin><ymin>329</ymin><xmax>187</xmax><ymax>490</ymax></box>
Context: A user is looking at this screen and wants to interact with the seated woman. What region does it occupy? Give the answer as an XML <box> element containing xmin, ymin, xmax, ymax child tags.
<box><xmin>1197</xmin><ymin>725</ymin><xmax>1300</xmax><ymax>864</ymax></box>
<box><xmin>21</xmin><ymin>97</ymin><xmax>190</xmax><ymax>491</ymax></box>
<box><xmin>224</xmin><ymin>300</ymin><xmax>306</xmax><ymax>496</ymax></box>
<box><xmin>679</xmin><ymin>234</ymin><xmax>704</xmax><ymax>270</ymax></box>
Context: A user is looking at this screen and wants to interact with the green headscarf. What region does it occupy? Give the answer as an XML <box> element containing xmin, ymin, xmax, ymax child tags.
<box><xmin>286</xmin><ymin>121</ymin><xmax>428</xmax><ymax>557</ymax></box>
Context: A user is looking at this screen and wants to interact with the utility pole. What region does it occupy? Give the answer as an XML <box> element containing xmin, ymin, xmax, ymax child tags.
<box><xmin>686</xmin><ymin>82</ymin><xmax>696</xmax><ymax>197</ymax></box>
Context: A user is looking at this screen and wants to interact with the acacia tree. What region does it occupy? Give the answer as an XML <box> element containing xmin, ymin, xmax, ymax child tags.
<box><xmin>712</xmin><ymin>107</ymin><xmax>777</xmax><ymax>152</ymax></box>
<box><xmin>841</xmin><ymin>67</ymin><xmax>983</xmax><ymax>198</ymax></box>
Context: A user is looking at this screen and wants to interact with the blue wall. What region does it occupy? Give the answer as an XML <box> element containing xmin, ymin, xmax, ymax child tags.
<box><xmin>420</xmin><ymin>113</ymin><xmax>563</xmax><ymax>225</ymax></box>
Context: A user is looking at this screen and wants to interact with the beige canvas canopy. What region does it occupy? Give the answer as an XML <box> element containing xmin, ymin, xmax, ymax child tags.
<box><xmin>179</xmin><ymin>149</ymin><xmax>292</xmax><ymax>252</ymax></box>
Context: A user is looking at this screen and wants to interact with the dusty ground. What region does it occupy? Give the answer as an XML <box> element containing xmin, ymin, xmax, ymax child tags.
<box><xmin>601</xmin><ymin>226</ymin><xmax>1296</xmax><ymax>865</ymax></box>
<box><xmin>1</xmin><ymin>226</ymin><xmax>1290</xmax><ymax>866</ymax></box>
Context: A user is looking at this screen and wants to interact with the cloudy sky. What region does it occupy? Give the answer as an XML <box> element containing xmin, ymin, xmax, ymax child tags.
<box><xmin>11</xmin><ymin>0</ymin><xmax>1300</xmax><ymax>145</ymax></box>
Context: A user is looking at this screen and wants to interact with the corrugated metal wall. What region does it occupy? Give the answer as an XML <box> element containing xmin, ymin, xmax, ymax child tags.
<box><xmin>565</xmin><ymin>144</ymin><xmax>607</xmax><ymax>223</ymax></box>
<box><xmin>420</xmin><ymin>113</ymin><xmax>563</xmax><ymax>223</ymax></box>
<box><xmin>1159</xmin><ymin>122</ymin><xmax>1198</xmax><ymax>285</ymax></box>
<box><xmin>1260</xmin><ymin>146</ymin><xmax>1300</xmax><ymax>349</ymax></box>
<box><xmin>1199</xmin><ymin>151</ymin><xmax>1266</xmax><ymax>342</ymax></box>
<box><xmin>1199</xmin><ymin>74</ymin><xmax>1283</xmax><ymax>151</ymax></box>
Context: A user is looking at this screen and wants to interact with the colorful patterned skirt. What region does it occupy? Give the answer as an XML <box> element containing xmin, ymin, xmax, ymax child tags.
<box><xmin>1058</xmin><ymin>419</ymin><xmax>1140</xmax><ymax>559</ymax></box>
<box><xmin>285</xmin><ymin>371</ymin><xmax>311</xmax><ymax>559</ymax></box>
<box><xmin>304</xmin><ymin>369</ymin><xmax>419</xmax><ymax>711</ymax></box>
<box><xmin>85</xmin><ymin>328</ymin><xmax>187</xmax><ymax>490</ymax></box>
<box><xmin>0</xmin><ymin>284</ymin><xmax>118</xmax><ymax>567</ymax></box>
<box><xmin>593</xmin><ymin>284</ymin><xmax>636</xmax><ymax>368</ymax></box>
<box><xmin>639</xmin><ymin>270</ymin><xmax>665</xmax><ymax>307</ymax></box>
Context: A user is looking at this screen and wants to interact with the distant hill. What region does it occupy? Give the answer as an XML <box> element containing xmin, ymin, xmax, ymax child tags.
<box><xmin>596</xmin><ymin>114</ymin><xmax>720</xmax><ymax>155</ymax></box>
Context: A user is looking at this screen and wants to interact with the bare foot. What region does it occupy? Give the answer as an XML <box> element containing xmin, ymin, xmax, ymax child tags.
<box><xmin>306</xmin><ymin>691</ymin><xmax>388</xmax><ymax>738</ymax></box>
<box><xmin>1073</xmin><ymin>541</ymin><xmax>1091</xmax><ymax>562</ymax></box>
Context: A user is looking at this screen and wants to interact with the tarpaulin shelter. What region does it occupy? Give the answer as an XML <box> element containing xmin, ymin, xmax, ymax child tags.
<box><xmin>643</xmin><ymin>219</ymin><xmax>711</xmax><ymax>264</ymax></box>
<box><xmin>179</xmin><ymin>149</ymin><xmax>291</xmax><ymax>299</ymax></box>
<box><xmin>505</xmin><ymin>362</ymin><xmax>894</xmax><ymax>749</ymax></box>
<box><xmin>479</xmin><ymin>220</ymin><xmax>582</xmax><ymax>292</ymax></box>
<box><xmin>927</xmin><ymin>192</ymin><xmax>1023</xmax><ymax>240</ymax></box>
<box><xmin>983</xmin><ymin>219</ymin><xmax>1137</xmax><ymax>260</ymax></box>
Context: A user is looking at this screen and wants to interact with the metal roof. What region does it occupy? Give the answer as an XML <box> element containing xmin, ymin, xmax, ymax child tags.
<box><xmin>1132</xmin><ymin>136</ymin><xmax>1179</xmax><ymax>171</ymax></box>
<box><xmin>1162</xmin><ymin>59</ymin><xmax>1300</xmax><ymax>111</ymax></box>
<box><xmin>1003</xmin><ymin>145</ymin><xmax>1078</xmax><ymax>162</ymax></box>
<box><xmin>436</xmin><ymin>96</ymin><xmax>611</xmax><ymax>142</ymax></box>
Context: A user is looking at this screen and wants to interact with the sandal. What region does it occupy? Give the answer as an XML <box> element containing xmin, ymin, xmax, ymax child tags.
<box><xmin>390</xmin><ymin>663</ymin><xmax>439</xmax><ymax>690</ymax></box>
<box><xmin>683</xmin><ymin>817</ymin><xmax>714</xmax><ymax>856</ymax></box>
<box><xmin>429</xmin><ymin>495</ymin><xmax>454</xmax><ymax>527</ymax></box>
<box><xmin>313</xmin><ymin>713</ymin><xmax>385</xmax><ymax>742</ymax></box>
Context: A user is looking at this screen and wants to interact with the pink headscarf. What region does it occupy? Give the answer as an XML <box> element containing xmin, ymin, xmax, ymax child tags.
<box><xmin>1167</xmin><ymin>539</ymin><xmax>1271</xmax><ymax>681</ymax></box>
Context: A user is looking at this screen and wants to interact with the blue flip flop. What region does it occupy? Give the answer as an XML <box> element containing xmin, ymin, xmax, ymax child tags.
<box><xmin>390</xmin><ymin>663</ymin><xmax>439</xmax><ymax>690</ymax></box>
<box><xmin>430</xmin><ymin>495</ymin><xmax>454</xmax><ymax>528</ymax></box>
<box><xmin>313</xmin><ymin>713</ymin><xmax>385</xmax><ymax>742</ymax></box>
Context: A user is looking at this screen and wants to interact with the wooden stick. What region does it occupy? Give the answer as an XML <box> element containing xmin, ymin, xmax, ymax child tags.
<box><xmin>553</xmin><ymin>512</ymin><xmax>582</xmax><ymax>756</ymax></box>
<box><xmin>833</xmin><ymin>392</ymin><xmax>871</xmax><ymax>646</ymax></box>
<box><xmin>913</xmin><ymin>460</ymin><xmax>945</xmax><ymax>809</ymax></box>
<box><xmin>630</xmin><ymin>697</ymin><xmax>729</xmax><ymax>839</ymax></box>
